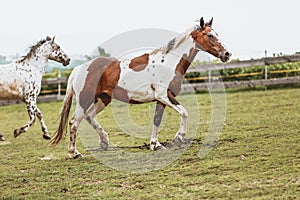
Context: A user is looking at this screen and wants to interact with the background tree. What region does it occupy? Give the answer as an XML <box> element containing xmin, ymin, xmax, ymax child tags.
<box><xmin>86</xmin><ymin>46</ymin><xmax>110</xmax><ymax>60</ymax></box>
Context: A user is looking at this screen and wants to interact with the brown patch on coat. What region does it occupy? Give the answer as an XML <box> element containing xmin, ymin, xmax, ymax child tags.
<box><xmin>129</xmin><ymin>54</ymin><xmax>149</xmax><ymax>71</ymax></box>
<box><xmin>79</xmin><ymin>57</ymin><xmax>121</xmax><ymax>112</ymax></box>
<box><xmin>113</xmin><ymin>86</ymin><xmax>142</xmax><ymax>104</ymax></box>
<box><xmin>8</xmin><ymin>82</ymin><xmax>19</xmax><ymax>91</ymax></box>
<box><xmin>168</xmin><ymin>48</ymin><xmax>199</xmax><ymax>97</ymax></box>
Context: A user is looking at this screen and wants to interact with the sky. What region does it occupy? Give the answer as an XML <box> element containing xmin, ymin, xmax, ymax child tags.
<box><xmin>0</xmin><ymin>0</ymin><xmax>299</xmax><ymax>60</ymax></box>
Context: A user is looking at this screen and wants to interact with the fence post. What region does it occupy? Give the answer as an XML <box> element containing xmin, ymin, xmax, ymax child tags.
<box><xmin>57</xmin><ymin>70</ymin><xmax>61</xmax><ymax>100</ymax></box>
<box><xmin>208</xmin><ymin>70</ymin><xmax>211</xmax><ymax>83</ymax></box>
<box><xmin>264</xmin><ymin>50</ymin><xmax>268</xmax><ymax>80</ymax></box>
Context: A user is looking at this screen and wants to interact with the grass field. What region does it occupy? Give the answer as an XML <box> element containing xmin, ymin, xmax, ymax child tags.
<box><xmin>0</xmin><ymin>88</ymin><xmax>299</xmax><ymax>199</ymax></box>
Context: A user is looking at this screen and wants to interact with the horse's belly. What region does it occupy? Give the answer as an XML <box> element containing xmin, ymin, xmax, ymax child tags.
<box><xmin>127</xmin><ymin>85</ymin><xmax>156</xmax><ymax>102</ymax></box>
<box><xmin>0</xmin><ymin>87</ymin><xmax>23</xmax><ymax>100</ymax></box>
<box><xmin>0</xmin><ymin>81</ymin><xmax>23</xmax><ymax>100</ymax></box>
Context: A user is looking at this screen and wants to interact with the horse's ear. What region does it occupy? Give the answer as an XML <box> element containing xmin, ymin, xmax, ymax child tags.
<box><xmin>46</xmin><ymin>36</ymin><xmax>51</xmax><ymax>41</ymax></box>
<box><xmin>51</xmin><ymin>36</ymin><xmax>56</xmax><ymax>44</ymax></box>
<box><xmin>206</xmin><ymin>17</ymin><xmax>213</xmax><ymax>27</ymax></box>
<box><xmin>199</xmin><ymin>17</ymin><xmax>205</xmax><ymax>29</ymax></box>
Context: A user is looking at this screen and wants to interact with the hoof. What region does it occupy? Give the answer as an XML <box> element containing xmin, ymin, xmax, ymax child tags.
<box><xmin>173</xmin><ymin>133</ymin><xmax>186</xmax><ymax>144</ymax></box>
<box><xmin>13</xmin><ymin>129</ymin><xmax>21</xmax><ymax>138</ymax></box>
<box><xmin>73</xmin><ymin>153</ymin><xmax>83</xmax><ymax>159</ymax></box>
<box><xmin>43</xmin><ymin>133</ymin><xmax>51</xmax><ymax>140</ymax></box>
<box><xmin>0</xmin><ymin>133</ymin><xmax>5</xmax><ymax>141</ymax></box>
<box><xmin>150</xmin><ymin>142</ymin><xmax>166</xmax><ymax>151</ymax></box>
<box><xmin>173</xmin><ymin>137</ymin><xmax>184</xmax><ymax>144</ymax></box>
<box><xmin>173</xmin><ymin>136</ymin><xmax>192</xmax><ymax>146</ymax></box>
<box><xmin>68</xmin><ymin>151</ymin><xmax>83</xmax><ymax>159</ymax></box>
<box><xmin>100</xmin><ymin>141</ymin><xmax>109</xmax><ymax>151</ymax></box>
<box><xmin>154</xmin><ymin>145</ymin><xmax>166</xmax><ymax>151</ymax></box>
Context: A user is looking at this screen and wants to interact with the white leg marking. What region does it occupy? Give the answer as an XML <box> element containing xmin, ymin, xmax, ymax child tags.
<box><xmin>150</xmin><ymin>125</ymin><xmax>165</xmax><ymax>150</ymax></box>
<box><xmin>174</xmin><ymin>105</ymin><xmax>188</xmax><ymax>142</ymax></box>
<box><xmin>158</xmin><ymin>97</ymin><xmax>189</xmax><ymax>143</ymax></box>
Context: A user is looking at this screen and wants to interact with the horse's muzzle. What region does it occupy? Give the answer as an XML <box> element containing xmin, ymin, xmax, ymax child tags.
<box><xmin>220</xmin><ymin>51</ymin><xmax>231</xmax><ymax>63</ymax></box>
<box><xmin>63</xmin><ymin>58</ymin><xmax>71</xmax><ymax>66</ymax></box>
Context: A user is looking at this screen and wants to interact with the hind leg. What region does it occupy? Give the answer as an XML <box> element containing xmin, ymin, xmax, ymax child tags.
<box><xmin>85</xmin><ymin>96</ymin><xmax>111</xmax><ymax>150</ymax></box>
<box><xmin>86</xmin><ymin>116</ymin><xmax>109</xmax><ymax>150</ymax></box>
<box><xmin>68</xmin><ymin>106</ymin><xmax>84</xmax><ymax>158</ymax></box>
<box><xmin>68</xmin><ymin>115</ymin><xmax>83</xmax><ymax>158</ymax></box>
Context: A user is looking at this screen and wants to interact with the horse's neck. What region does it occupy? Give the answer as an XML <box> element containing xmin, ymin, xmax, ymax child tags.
<box><xmin>174</xmin><ymin>46</ymin><xmax>198</xmax><ymax>76</ymax></box>
<box><xmin>152</xmin><ymin>27</ymin><xmax>198</xmax><ymax>75</ymax></box>
<box><xmin>23</xmin><ymin>49</ymin><xmax>48</xmax><ymax>73</ymax></box>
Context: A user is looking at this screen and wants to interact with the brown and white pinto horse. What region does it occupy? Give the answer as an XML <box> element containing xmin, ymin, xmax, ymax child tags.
<box><xmin>51</xmin><ymin>17</ymin><xmax>231</xmax><ymax>158</ymax></box>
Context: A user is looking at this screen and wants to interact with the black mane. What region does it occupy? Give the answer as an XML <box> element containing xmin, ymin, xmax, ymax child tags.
<box><xmin>16</xmin><ymin>38</ymin><xmax>49</xmax><ymax>63</ymax></box>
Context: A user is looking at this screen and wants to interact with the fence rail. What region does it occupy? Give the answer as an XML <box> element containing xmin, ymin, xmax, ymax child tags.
<box><xmin>182</xmin><ymin>76</ymin><xmax>300</xmax><ymax>92</ymax></box>
<box><xmin>41</xmin><ymin>77</ymin><xmax>67</xmax><ymax>85</ymax></box>
<box><xmin>187</xmin><ymin>54</ymin><xmax>300</xmax><ymax>72</ymax></box>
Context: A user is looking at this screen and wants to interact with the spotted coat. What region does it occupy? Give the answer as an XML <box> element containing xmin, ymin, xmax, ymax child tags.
<box><xmin>0</xmin><ymin>36</ymin><xmax>70</xmax><ymax>140</ymax></box>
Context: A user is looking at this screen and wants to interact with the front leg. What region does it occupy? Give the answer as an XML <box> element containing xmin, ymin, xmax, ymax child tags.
<box><xmin>173</xmin><ymin>105</ymin><xmax>188</xmax><ymax>143</ymax></box>
<box><xmin>158</xmin><ymin>93</ymin><xmax>188</xmax><ymax>144</ymax></box>
<box><xmin>150</xmin><ymin>101</ymin><xmax>166</xmax><ymax>150</ymax></box>
<box><xmin>14</xmin><ymin>100</ymin><xmax>36</xmax><ymax>138</ymax></box>
<box><xmin>36</xmin><ymin>107</ymin><xmax>51</xmax><ymax>140</ymax></box>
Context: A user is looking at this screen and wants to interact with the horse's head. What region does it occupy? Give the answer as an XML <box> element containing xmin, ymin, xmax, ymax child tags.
<box><xmin>191</xmin><ymin>17</ymin><xmax>231</xmax><ymax>62</ymax></box>
<box><xmin>43</xmin><ymin>36</ymin><xmax>70</xmax><ymax>66</ymax></box>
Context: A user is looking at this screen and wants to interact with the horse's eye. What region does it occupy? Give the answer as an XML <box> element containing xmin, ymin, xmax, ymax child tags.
<box><xmin>207</xmin><ymin>34</ymin><xmax>214</xmax><ymax>39</ymax></box>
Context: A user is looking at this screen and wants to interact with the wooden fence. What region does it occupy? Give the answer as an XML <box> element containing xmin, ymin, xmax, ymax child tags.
<box><xmin>182</xmin><ymin>76</ymin><xmax>300</xmax><ymax>93</ymax></box>
<box><xmin>187</xmin><ymin>54</ymin><xmax>300</xmax><ymax>72</ymax></box>
<box><xmin>1</xmin><ymin>54</ymin><xmax>300</xmax><ymax>105</ymax></box>
<box><xmin>183</xmin><ymin>54</ymin><xmax>300</xmax><ymax>92</ymax></box>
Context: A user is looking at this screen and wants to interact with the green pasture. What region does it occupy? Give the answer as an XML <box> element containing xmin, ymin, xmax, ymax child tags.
<box><xmin>0</xmin><ymin>88</ymin><xmax>299</xmax><ymax>199</ymax></box>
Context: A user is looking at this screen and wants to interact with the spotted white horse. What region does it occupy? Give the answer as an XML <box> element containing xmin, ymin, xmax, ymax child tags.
<box><xmin>51</xmin><ymin>17</ymin><xmax>231</xmax><ymax>158</ymax></box>
<box><xmin>0</xmin><ymin>36</ymin><xmax>70</xmax><ymax>140</ymax></box>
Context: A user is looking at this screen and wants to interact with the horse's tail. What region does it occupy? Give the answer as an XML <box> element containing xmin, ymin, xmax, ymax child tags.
<box><xmin>50</xmin><ymin>80</ymin><xmax>74</xmax><ymax>146</ymax></box>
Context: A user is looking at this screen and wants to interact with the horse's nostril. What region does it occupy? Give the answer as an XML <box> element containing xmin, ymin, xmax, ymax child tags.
<box><xmin>225</xmin><ymin>52</ymin><xmax>230</xmax><ymax>57</ymax></box>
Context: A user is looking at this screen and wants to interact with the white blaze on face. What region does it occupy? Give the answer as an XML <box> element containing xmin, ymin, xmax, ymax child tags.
<box><xmin>210</xmin><ymin>29</ymin><xmax>228</xmax><ymax>52</ymax></box>
<box><xmin>210</xmin><ymin>29</ymin><xmax>219</xmax><ymax>38</ymax></box>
